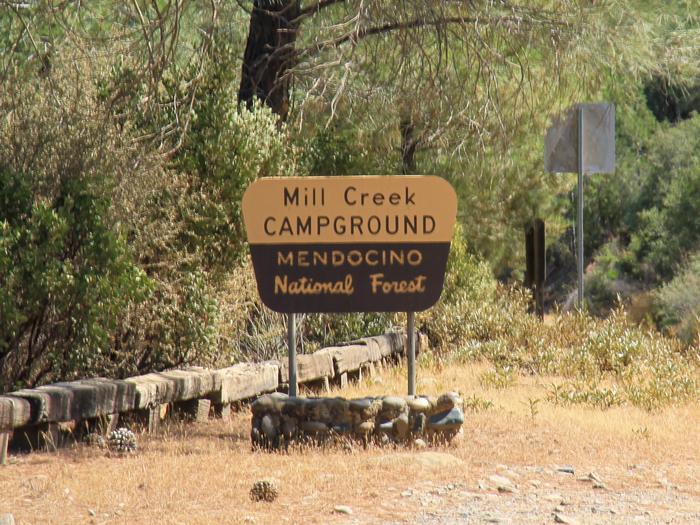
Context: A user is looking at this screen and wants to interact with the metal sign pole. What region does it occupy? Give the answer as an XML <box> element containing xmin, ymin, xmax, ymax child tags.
<box><xmin>577</xmin><ymin>106</ymin><xmax>585</xmax><ymax>310</ymax></box>
<box><xmin>287</xmin><ymin>313</ymin><xmax>298</xmax><ymax>397</ymax></box>
<box><xmin>407</xmin><ymin>311</ymin><xmax>416</xmax><ymax>395</ymax></box>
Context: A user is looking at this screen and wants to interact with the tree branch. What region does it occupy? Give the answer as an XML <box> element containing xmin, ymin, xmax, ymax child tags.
<box><xmin>297</xmin><ymin>0</ymin><xmax>344</xmax><ymax>18</ymax></box>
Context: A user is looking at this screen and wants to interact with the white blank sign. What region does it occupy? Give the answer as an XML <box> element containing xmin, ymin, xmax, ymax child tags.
<box><xmin>544</xmin><ymin>103</ymin><xmax>615</xmax><ymax>174</ymax></box>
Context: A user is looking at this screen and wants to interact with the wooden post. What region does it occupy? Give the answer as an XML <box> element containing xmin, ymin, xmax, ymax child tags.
<box><xmin>140</xmin><ymin>403</ymin><xmax>168</xmax><ymax>434</ymax></box>
<box><xmin>213</xmin><ymin>403</ymin><xmax>231</xmax><ymax>420</ymax></box>
<box><xmin>0</xmin><ymin>433</ymin><xmax>9</xmax><ymax>465</ymax></box>
<box><xmin>525</xmin><ymin>219</ymin><xmax>546</xmax><ymax>318</ymax></box>
<box><xmin>174</xmin><ymin>399</ymin><xmax>211</xmax><ymax>422</ymax></box>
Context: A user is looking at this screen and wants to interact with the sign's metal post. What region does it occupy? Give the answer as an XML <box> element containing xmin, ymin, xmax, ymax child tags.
<box><xmin>287</xmin><ymin>313</ymin><xmax>298</xmax><ymax>397</ymax></box>
<box><xmin>544</xmin><ymin>102</ymin><xmax>614</xmax><ymax>311</ymax></box>
<box><xmin>577</xmin><ymin>106</ymin><xmax>585</xmax><ymax>310</ymax></box>
<box><xmin>407</xmin><ymin>311</ymin><xmax>416</xmax><ymax>396</ymax></box>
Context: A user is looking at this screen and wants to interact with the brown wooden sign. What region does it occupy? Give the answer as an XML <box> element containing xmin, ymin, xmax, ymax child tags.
<box><xmin>242</xmin><ymin>176</ymin><xmax>458</xmax><ymax>313</ymax></box>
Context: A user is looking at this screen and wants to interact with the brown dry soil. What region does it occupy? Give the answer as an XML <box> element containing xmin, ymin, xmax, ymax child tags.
<box><xmin>1</xmin><ymin>363</ymin><xmax>699</xmax><ymax>524</ymax></box>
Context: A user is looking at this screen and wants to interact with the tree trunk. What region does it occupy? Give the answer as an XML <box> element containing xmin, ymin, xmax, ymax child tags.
<box><xmin>238</xmin><ymin>0</ymin><xmax>300</xmax><ymax>121</ymax></box>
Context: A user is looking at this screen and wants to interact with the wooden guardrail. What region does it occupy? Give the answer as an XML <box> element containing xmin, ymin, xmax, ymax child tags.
<box><xmin>0</xmin><ymin>332</ymin><xmax>418</xmax><ymax>464</ymax></box>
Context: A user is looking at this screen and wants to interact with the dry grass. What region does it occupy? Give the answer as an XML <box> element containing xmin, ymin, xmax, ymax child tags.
<box><xmin>2</xmin><ymin>362</ymin><xmax>700</xmax><ymax>525</ymax></box>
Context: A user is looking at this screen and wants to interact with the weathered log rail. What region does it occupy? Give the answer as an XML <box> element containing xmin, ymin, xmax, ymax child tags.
<box><xmin>0</xmin><ymin>332</ymin><xmax>417</xmax><ymax>464</ymax></box>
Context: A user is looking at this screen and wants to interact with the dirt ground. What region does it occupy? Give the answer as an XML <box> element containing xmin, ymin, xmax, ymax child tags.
<box><xmin>1</xmin><ymin>363</ymin><xmax>699</xmax><ymax>524</ymax></box>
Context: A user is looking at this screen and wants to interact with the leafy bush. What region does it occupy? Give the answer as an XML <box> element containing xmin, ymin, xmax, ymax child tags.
<box><xmin>175</xmin><ymin>101</ymin><xmax>297</xmax><ymax>276</ymax></box>
<box><xmin>584</xmin><ymin>240</ymin><xmax>643</xmax><ymax>315</ymax></box>
<box><xmin>418</xmin><ymin>223</ymin><xmax>502</xmax><ymax>350</ymax></box>
<box><xmin>627</xmin><ymin>114</ymin><xmax>700</xmax><ymax>281</ymax></box>
<box><xmin>412</xmin><ymin>224</ymin><xmax>698</xmax><ymax>409</ymax></box>
<box><xmin>654</xmin><ymin>252</ymin><xmax>700</xmax><ymax>344</ymax></box>
<box><xmin>433</xmin><ymin>293</ymin><xmax>699</xmax><ymax>410</ymax></box>
<box><xmin>169</xmin><ymin>43</ymin><xmax>298</xmax><ymax>278</ymax></box>
<box><xmin>104</xmin><ymin>42</ymin><xmax>303</xmax><ymax>375</ymax></box>
<box><xmin>0</xmin><ymin>60</ymin><xmax>149</xmax><ymax>390</ymax></box>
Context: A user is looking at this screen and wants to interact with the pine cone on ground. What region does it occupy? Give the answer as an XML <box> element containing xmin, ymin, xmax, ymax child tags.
<box><xmin>250</xmin><ymin>479</ymin><xmax>279</xmax><ymax>502</ymax></box>
<box><xmin>107</xmin><ymin>427</ymin><xmax>138</xmax><ymax>454</ymax></box>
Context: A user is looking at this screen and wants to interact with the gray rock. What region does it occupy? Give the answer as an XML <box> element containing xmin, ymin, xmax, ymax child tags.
<box><xmin>250</xmin><ymin>427</ymin><xmax>262</xmax><ymax>446</ymax></box>
<box><xmin>406</xmin><ymin>396</ymin><xmax>431</xmax><ymax>412</ymax></box>
<box><xmin>382</xmin><ymin>396</ymin><xmax>407</xmax><ymax>412</ymax></box>
<box><xmin>333</xmin><ymin>505</ymin><xmax>353</xmax><ymax>515</ymax></box>
<box><xmin>349</xmin><ymin>398</ymin><xmax>373</xmax><ymax>412</ymax></box>
<box><xmin>260</xmin><ymin>415</ymin><xmax>278</xmax><ymax>440</ymax></box>
<box><xmin>489</xmin><ymin>474</ymin><xmax>512</xmax><ymax>486</ymax></box>
<box><xmin>356</xmin><ymin>421</ymin><xmax>374</xmax><ymax>433</ymax></box>
<box><xmin>435</xmin><ymin>392</ymin><xmax>462</xmax><ymax>411</ymax></box>
<box><xmin>413</xmin><ymin>438</ymin><xmax>427</xmax><ymax>449</ymax></box>
<box><xmin>553</xmin><ymin>513</ymin><xmax>579</xmax><ymax>524</ymax></box>
<box><xmin>489</xmin><ymin>474</ymin><xmax>517</xmax><ymax>493</ymax></box>
<box><xmin>300</xmin><ymin>421</ymin><xmax>328</xmax><ymax>434</ymax></box>
<box><xmin>401</xmin><ymin>490</ymin><xmax>413</xmax><ymax>497</ymax></box>
<box><xmin>331</xmin><ymin>423</ymin><xmax>352</xmax><ymax>434</ymax></box>
<box><xmin>305</xmin><ymin>399</ymin><xmax>332</xmax><ymax>422</ymax></box>
<box><xmin>557</xmin><ymin>466</ymin><xmax>575</xmax><ymax>475</ymax></box>
<box><xmin>251</xmin><ymin>393</ymin><xmax>288</xmax><ymax>415</ymax></box>
<box><xmin>281</xmin><ymin>416</ymin><xmax>297</xmax><ymax>437</ymax></box>
<box><xmin>543</xmin><ymin>493</ymin><xmax>562</xmax><ymax>503</ymax></box>
<box><xmin>427</xmin><ymin>407</ymin><xmax>464</xmax><ymax>429</ymax></box>
<box><xmin>393</xmin><ymin>413</ymin><xmax>410</xmax><ymax>439</ymax></box>
<box><xmin>412</xmin><ymin>413</ymin><xmax>426</xmax><ymax>433</ymax></box>
<box><xmin>587</xmin><ymin>471</ymin><xmax>603</xmax><ymax>483</ymax></box>
<box><xmin>350</xmin><ymin>398</ymin><xmax>381</xmax><ymax>419</ymax></box>
<box><xmin>250</xmin><ymin>392</ymin><xmax>465</xmax><ymax>449</ymax></box>
<box><xmin>281</xmin><ymin>397</ymin><xmax>307</xmax><ymax>417</ymax></box>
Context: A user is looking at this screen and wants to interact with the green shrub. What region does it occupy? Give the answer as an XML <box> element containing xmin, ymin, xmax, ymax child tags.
<box><xmin>103</xmin><ymin>42</ymin><xmax>303</xmax><ymax>373</ymax></box>
<box><xmin>171</xmin><ymin>43</ymin><xmax>298</xmax><ymax>278</ymax></box>
<box><xmin>654</xmin><ymin>252</ymin><xmax>700</xmax><ymax>344</ymax></box>
<box><xmin>627</xmin><ymin>114</ymin><xmax>700</xmax><ymax>280</ymax></box>
<box><xmin>415</xmin><ymin>225</ymin><xmax>698</xmax><ymax>409</ymax></box>
<box><xmin>0</xmin><ymin>63</ymin><xmax>149</xmax><ymax>390</ymax></box>
<box><xmin>436</xmin><ymin>297</ymin><xmax>699</xmax><ymax>409</ymax></box>
<box><xmin>418</xmin><ymin>223</ymin><xmax>502</xmax><ymax>350</ymax></box>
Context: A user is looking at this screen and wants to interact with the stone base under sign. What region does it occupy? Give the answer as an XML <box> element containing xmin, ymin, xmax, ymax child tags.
<box><xmin>250</xmin><ymin>392</ymin><xmax>464</xmax><ymax>450</ymax></box>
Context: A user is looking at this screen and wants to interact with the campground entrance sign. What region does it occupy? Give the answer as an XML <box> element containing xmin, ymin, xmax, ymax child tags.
<box><xmin>242</xmin><ymin>176</ymin><xmax>458</xmax><ymax>313</ymax></box>
<box><xmin>243</xmin><ymin>175</ymin><xmax>457</xmax><ymax>398</ymax></box>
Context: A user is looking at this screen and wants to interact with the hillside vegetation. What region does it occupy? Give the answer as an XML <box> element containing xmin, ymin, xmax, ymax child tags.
<box><xmin>0</xmin><ymin>1</ymin><xmax>699</xmax><ymax>405</ymax></box>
